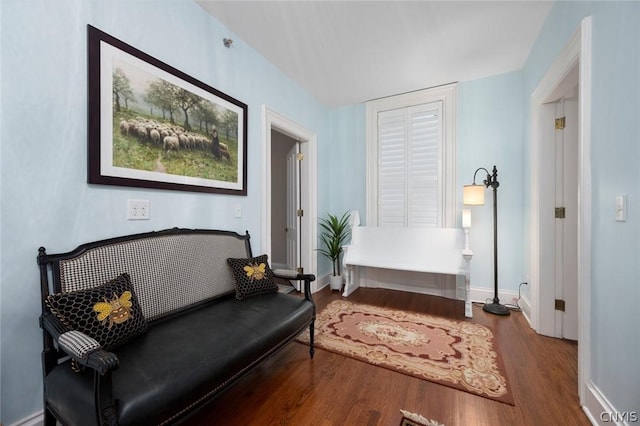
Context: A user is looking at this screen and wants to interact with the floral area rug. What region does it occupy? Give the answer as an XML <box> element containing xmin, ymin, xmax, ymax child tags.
<box><xmin>297</xmin><ymin>300</ymin><xmax>514</xmax><ymax>405</ymax></box>
<box><xmin>399</xmin><ymin>410</ymin><xmax>444</xmax><ymax>426</ymax></box>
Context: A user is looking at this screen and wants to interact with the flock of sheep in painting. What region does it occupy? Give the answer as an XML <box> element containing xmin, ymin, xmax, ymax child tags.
<box><xmin>119</xmin><ymin>117</ymin><xmax>230</xmax><ymax>161</ymax></box>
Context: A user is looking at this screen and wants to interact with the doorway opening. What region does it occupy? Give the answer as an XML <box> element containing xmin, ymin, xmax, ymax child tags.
<box><xmin>529</xmin><ymin>17</ymin><xmax>591</xmax><ymax>404</ymax></box>
<box><xmin>270</xmin><ymin>131</ymin><xmax>300</xmax><ymax>271</ymax></box>
<box><xmin>262</xmin><ymin>107</ymin><xmax>318</xmax><ymax>292</ymax></box>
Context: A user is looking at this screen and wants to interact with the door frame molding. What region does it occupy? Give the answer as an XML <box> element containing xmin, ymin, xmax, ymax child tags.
<box><xmin>262</xmin><ymin>106</ymin><xmax>318</xmax><ymax>290</ymax></box>
<box><xmin>529</xmin><ymin>17</ymin><xmax>591</xmax><ymax>403</ymax></box>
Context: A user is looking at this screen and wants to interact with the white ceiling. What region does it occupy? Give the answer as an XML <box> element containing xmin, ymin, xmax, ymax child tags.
<box><xmin>196</xmin><ymin>1</ymin><xmax>554</xmax><ymax>107</ymax></box>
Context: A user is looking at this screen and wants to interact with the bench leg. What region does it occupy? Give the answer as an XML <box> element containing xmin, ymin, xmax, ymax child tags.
<box><xmin>463</xmin><ymin>253</ymin><xmax>473</xmax><ymax>318</ymax></box>
<box><xmin>342</xmin><ymin>265</ymin><xmax>360</xmax><ymax>297</ymax></box>
<box><xmin>44</xmin><ymin>407</ymin><xmax>57</xmax><ymax>426</ymax></box>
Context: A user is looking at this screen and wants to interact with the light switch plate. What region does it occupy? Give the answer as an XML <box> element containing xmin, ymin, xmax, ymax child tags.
<box><xmin>615</xmin><ymin>195</ymin><xmax>626</xmax><ymax>222</ymax></box>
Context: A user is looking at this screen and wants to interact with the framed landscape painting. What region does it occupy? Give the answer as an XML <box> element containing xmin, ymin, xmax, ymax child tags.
<box><xmin>87</xmin><ymin>25</ymin><xmax>248</xmax><ymax>195</ymax></box>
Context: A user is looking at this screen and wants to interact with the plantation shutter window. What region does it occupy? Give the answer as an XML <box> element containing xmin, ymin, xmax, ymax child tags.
<box><xmin>366</xmin><ymin>84</ymin><xmax>456</xmax><ymax>229</ymax></box>
<box><xmin>377</xmin><ymin>102</ymin><xmax>443</xmax><ymax>228</ymax></box>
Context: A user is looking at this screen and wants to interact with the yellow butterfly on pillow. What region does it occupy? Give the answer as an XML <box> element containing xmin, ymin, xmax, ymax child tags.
<box><xmin>244</xmin><ymin>262</ymin><xmax>266</xmax><ymax>281</ymax></box>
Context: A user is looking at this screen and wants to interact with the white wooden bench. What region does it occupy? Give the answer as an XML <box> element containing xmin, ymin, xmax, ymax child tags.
<box><xmin>342</xmin><ymin>226</ymin><xmax>473</xmax><ymax>318</ymax></box>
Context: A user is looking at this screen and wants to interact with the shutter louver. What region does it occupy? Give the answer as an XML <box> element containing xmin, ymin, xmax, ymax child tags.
<box><xmin>378</xmin><ymin>109</ymin><xmax>407</xmax><ymax>227</ymax></box>
<box><xmin>378</xmin><ymin>101</ymin><xmax>443</xmax><ymax>228</ymax></box>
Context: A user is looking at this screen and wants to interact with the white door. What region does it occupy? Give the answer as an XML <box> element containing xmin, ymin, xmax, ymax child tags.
<box><xmin>286</xmin><ymin>143</ymin><xmax>301</xmax><ymax>285</ymax></box>
<box><xmin>554</xmin><ymin>98</ymin><xmax>579</xmax><ymax>340</ymax></box>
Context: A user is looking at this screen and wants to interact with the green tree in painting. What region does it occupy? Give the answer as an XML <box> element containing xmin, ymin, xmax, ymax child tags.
<box><xmin>193</xmin><ymin>100</ymin><xmax>220</xmax><ymax>135</ymax></box>
<box><xmin>221</xmin><ymin>109</ymin><xmax>238</xmax><ymax>141</ymax></box>
<box><xmin>113</xmin><ymin>68</ymin><xmax>134</xmax><ymax>112</ymax></box>
<box><xmin>174</xmin><ymin>88</ymin><xmax>202</xmax><ymax>131</ymax></box>
<box><xmin>145</xmin><ymin>80</ymin><xmax>179</xmax><ymax>123</ymax></box>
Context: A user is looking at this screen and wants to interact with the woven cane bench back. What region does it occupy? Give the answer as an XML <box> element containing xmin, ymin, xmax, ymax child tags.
<box><xmin>55</xmin><ymin>231</ymin><xmax>249</xmax><ymax>321</ymax></box>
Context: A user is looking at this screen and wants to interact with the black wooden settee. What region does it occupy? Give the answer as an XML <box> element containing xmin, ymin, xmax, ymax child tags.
<box><xmin>37</xmin><ymin>228</ymin><xmax>315</xmax><ymax>425</ymax></box>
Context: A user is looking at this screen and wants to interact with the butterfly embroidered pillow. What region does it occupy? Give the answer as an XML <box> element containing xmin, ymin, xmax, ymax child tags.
<box><xmin>45</xmin><ymin>273</ymin><xmax>148</xmax><ymax>351</ymax></box>
<box><xmin>227</xmin><ymin>254</ymin><xmax>278</xmax><ymax>300</ymax></box>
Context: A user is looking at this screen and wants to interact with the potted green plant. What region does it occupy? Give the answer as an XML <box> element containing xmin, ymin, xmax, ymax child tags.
<box><xmin>318</xmin><ymin>211</ymin><xmax>351</xmax><ymax>291</ymax></box>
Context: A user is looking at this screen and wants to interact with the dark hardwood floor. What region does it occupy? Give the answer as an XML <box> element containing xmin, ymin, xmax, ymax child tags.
<box><xmin>187</xmin><ymin>287</ymin><xmax>590</xmax><ymax>426</ymax></box>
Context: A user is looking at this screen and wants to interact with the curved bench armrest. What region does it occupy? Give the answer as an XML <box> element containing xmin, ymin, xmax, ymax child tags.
<box><xmin>40</xmin><ymin>313</ymin><xmax>119</xmax><ymax>375</ymax></box>
<box><xmin>272</xmin><ymin>269</ymin><xmax>316</xmax><ymax>304</ymax></box>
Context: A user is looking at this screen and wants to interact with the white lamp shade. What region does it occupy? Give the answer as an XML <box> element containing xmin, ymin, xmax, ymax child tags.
<box><xmin>463</xmin><ymin>184</ymin><xmax>485</xmax><ymax>206</ymax></box>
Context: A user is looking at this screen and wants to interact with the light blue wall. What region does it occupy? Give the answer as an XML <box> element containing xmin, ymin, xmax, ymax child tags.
<box><xmin>0</xmin><ymin>0</ymin><xmax>330</xmax><ymax>423</ymax></box>
<box><xmin>328</xmin><ymin>104</ymin><xmax>366</xmax><ymax>217</ymax></box>
<box><xmin>523</xmin><ymin>1</ymin><xmax>639</xmax><ymax>414</ymax></box>
<box><xmin>457</xmin><ymin>71</ymin><xmax>525</xmax><ymax>294</ymax></box>
<box><xmin>313</xmin><ymin>104</ymin><xmax>366</xmax><ymax>274</ymax></box>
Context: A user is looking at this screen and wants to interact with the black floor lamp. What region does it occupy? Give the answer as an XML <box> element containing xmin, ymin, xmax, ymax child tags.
<box><xmin>463</xmin><ymin>165</ymin><xmax>510</xmax><ymax>316</ymax></box>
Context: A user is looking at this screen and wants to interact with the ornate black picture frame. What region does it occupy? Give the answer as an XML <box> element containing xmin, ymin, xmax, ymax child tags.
<box><xmin>87</xmin><ymin>25</ymin><xmax>248</xmax><ymax>195</ymax></box>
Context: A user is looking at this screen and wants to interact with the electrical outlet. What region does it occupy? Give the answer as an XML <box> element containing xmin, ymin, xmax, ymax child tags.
<box><xmin>615</xmin><ymin>195</ymin><xmax>627</xmax><ymax>222</ymax></box>
<box><xmin>127</xmin><ymin>199</ymin><xmax>150</xmax><ymax>220</ymax></box>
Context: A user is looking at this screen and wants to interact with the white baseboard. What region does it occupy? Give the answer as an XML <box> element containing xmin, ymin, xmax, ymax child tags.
<box><xmin>271</xmin><ymin>262</ymin><xmax>288</xmax><ymax>270</ymax></box>
<box><xmin>316</xmin><ymin>272</ymin><xmax>330</xmax><ymax>292</ymax></box>
<box><xmin>583</xmin><ymin>379</ymin><xmax>637</xmax><ymax>425</ymax></box>
<box><xmin>518</xmin><ymin>293</ymin><xmax>532</xmax><ymax>326</ymax></box>
<box><xmin>9</xmin><ymin>411</ymin><xmax>43</xmax><ymax>426</ymax></box>
<box><xmin>468</xmin><ymin>286</ymin><xmax>519</xmax><ymax>306</ymax></box>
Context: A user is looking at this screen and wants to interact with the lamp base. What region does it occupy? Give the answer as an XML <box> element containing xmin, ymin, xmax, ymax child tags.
<box><xmin>483</xmin><ymin>301</ymin><xmax>511</xmax><ymax>316</ymax></box>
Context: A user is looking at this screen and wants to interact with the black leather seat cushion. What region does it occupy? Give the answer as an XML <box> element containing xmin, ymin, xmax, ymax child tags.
<box><xmin>45</xmin><ymin>292</ymin><xmax>314</xmax><ymax>425</ymax></box>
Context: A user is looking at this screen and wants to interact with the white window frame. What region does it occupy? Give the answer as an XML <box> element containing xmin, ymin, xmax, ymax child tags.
<box><xmin>365</xmin><ymin>83</ymin><xmax>457</xmax><ymax>228</ymax></box>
